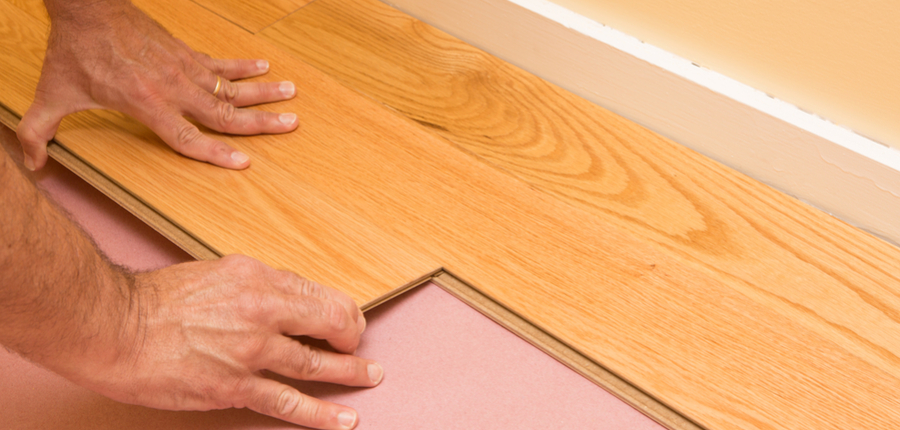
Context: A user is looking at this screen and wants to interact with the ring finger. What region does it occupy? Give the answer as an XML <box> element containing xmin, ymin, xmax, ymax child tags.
<box><xmin>184</xmin><ymin>84</ymin><xmax>299</xmax><ymax>136</ymax></box>
<box><xmin>215</xmin><ymin>77</ymin><xmax>297</xmax><ymax>107</ymax></box>
<box><xmin>196</xmin><ymin>65</ymin><xmax>296</xmax><ymax>107</ymax></box>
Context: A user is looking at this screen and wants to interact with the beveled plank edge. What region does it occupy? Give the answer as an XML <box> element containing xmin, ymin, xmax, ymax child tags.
<box><xmin>432</xmin><ymin>271</ymin><xmax>706</xmax><ymax>430</ymax></box>
<box><xmin>2</xmin><ymin>103</ymin><xmax>699</xmax><ymax>430</ymax></box>
<box><xmin>0</xmin><ymin>102</ymin><xmax>220</xmax><ymax>261</ymax></box>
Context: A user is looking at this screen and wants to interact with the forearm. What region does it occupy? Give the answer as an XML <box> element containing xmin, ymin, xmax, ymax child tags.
<box><xmin>0</xmin><ymin>142</ymin><xmax>137</xmax><ymax>381</ymax></box>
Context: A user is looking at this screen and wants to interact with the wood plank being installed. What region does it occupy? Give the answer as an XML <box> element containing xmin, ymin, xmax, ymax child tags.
<box><xmin>2</xmin><ymin>0</ymin><xmax>900</xmax><ymax>429</ymax></box>
<box><xmin>0</xmin><ymin>0</ymin><xmax>442</xmax><ymax>303</ymax></box>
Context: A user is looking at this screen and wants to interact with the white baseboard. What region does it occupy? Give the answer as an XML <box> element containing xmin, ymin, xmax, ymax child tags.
<box><xmin>385</xmin><ymin>0</ymin><xmax>900</xmax><ymax>245</ymax></box>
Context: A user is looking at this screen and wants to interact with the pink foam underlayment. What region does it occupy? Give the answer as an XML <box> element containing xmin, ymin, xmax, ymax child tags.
<box><xmin>0</xmin><ymin>146</ymin><xmax>665</xmax><ymax>430</ymax></box>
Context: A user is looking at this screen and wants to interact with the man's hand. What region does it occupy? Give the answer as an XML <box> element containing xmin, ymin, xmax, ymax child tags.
<box><xmin>1</xmin><ymin>137</ymin><xmax>381</xmax><ymax>429</ymax></box>
<box><xmin>17</xmin><ymin>0</ymin><xmax>299</xmax><ymax>171</ymax></box>
<box><xmin>86</xmin><ymin>256</ymin><xmax>381</xmax><ymax>430</ymax></box>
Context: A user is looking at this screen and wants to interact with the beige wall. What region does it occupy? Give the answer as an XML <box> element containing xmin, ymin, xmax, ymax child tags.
<box><xmin>550</xmin><ymin>0</ymin><xmax>900</xmax><ymax>150</ymax></box>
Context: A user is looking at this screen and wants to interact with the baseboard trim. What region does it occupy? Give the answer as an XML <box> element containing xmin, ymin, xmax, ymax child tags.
<box><xmin>384</xmin><ymin>0</ymin><xmax>900</xmax><ymax>246</ymax></box>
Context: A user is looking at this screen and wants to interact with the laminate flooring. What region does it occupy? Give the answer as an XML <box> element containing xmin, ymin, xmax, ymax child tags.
<box><xmin>1</xmin><ymin>0</ymin><xmax>899</xmax><ymax>429</ymax></box>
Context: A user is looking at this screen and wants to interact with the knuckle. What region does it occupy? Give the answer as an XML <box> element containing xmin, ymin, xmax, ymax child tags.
<box><xmin>127</xmin><ymin>78</ymin><xmax>158</xmax><ymax>105</ymax></box>
<box><xmin>16</xmin><ymin>125</ymin><xmax>42</xmax><ymax>149</ymax></box>
<box><xmin>296</xmin><ymin>277</ymin><xmax>322</xmax><ymax>297</ymax></box>
<box><xmin>274</xmin><ymin>388</ymin><xmax>300</xmax><ymax>417</ymax></box>
<box><xmin>216</xmin><ymin>102</ymin><xmax>237</xmax><ymax>129</ymax></box>
<box><xmin>230</xmin><ymin>376</ymin><xmax>256</xmax><ymax>406</ymax></box>
<box><xmin>177</xmin><ymin>50</ymin><xmax>196</xmax><ymax>68</ymax></box>
<box><xmin>222</xmin><ymin>254</ymin><xmax>265</xmax><ymax>277</ymax></box>
<box><xmin>198</xmin><ymin>52</ymin><xmax>224</xmax><ymax>74</ymax></box>
<box><xmin>160</xmin><ymin>64</ymin><xmax>184</xmax><ymax>81</ymax></box>
<box><xmin>222</xmin><ymin>253</ymin><xmax>252</xmax><ymax>266</ymax></box>
<box><xmin>328</xmin><ymin>302</ymin><xmax>349</xmax><ymax>331</ymax></box>
<box><xmin>293</xmin><ymin>344</ymin><xmax>323</xmax><ymax>378</ymax></box>
<box><xmin>235</xmin><ymin>290</ymin><xmax>271</xmax><ymax>321</ymax></box>
<box><xmin>272</xmin><ymin>269</ymin><xmax>301</xmax><ymax>294</ymax></box>
<box><xmin>223</xmin><ymin>81</ymin><xmax>239</xmax><ymax>102</ymax></box>
<box><xmin>235</xmin><ymin>336</ymin><xmax>268</xmax><ymax>362</ymax></box>
<box><xmin>174</xmin><ymin>124</ymin><xmax>203</xmax><ymax>153</ymax></box>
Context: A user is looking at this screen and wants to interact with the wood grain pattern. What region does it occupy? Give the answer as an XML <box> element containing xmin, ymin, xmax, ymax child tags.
<box><xmin>389</xmin><ymin>0</ymin><xmax>900</xmax><ymax>247</ymax></box>
<box><xmin>5</xmin><ymin>0</ymin><xmax>46</xmax><ymax>22</ymax></box>
<box><xmin>190</xmin><ymin>0</ymin><xmax>312</xmax><ymax>33</ymax></box>
<box><xmin>260</xmin><ymin>0</ymin><xmax>900</xmax><ymax>398</ymax></box>
<box><xmin>2</xmin><ymin>0</ymin><xmax>900</xmax><ymax>429</ymax></box>
<box><xmin>0</xmin><ymin>0</ymin><xmax>442</xmax><ymax>303</ymax></box>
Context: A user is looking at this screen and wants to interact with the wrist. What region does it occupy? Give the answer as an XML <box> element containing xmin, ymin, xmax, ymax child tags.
<box><xmin>50</xmin><ymin>264</ymin><xmax>143</xmax><ymax>377</ymax></box>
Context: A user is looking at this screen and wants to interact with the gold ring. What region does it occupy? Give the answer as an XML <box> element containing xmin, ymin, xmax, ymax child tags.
<box><xmin>212</xmin><ymin>76</ymin><xmax>222</xmax><ymax>97</ymax></box>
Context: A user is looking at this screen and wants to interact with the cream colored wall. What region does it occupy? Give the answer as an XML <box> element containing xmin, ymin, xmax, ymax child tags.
<box><xmin>549</xmin><ymin>0</ymin><xmax>900</xmax><ymax>149</ymax></box>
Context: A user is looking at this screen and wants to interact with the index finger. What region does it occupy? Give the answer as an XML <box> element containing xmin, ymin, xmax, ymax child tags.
<box><xmin>278</xmin><ymin>294</ymin><xmax>363</xmax><ymax>353</ymax></box>
<box><xmin>134</xmin><ymin>104</ymin><xmax>250</xmax><ymax>169</ymax></box>
<box><xmin>272</xmin><ymin>271</ymin><xmax>364</xmax><ymax>331</ymax></box>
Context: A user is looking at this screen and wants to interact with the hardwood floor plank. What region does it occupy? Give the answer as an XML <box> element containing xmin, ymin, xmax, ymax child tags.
<box><xmin>2</xmin><ymin>0</ymin><xmax>900</xmax><ymax>429</ymax></box>
<box><xmin>0</xmin><ymin>0</ymin><xmax>442</xmax><ymax>303</ymax></box>
<box><xmin>190</xmin><ymin>0</ymin><xmax>313</xmax><ymax>33</ymax></box>
<box><xmin>5</xmin><ymin>0</ymin><xmax>47</xmax><ymax>22</ymax></box>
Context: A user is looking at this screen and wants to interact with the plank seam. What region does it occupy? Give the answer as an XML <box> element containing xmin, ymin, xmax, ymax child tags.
<box><xmin>256</xmin><ymin>0</ymin><xmax>325</xmax><ymax>34</ymax></box>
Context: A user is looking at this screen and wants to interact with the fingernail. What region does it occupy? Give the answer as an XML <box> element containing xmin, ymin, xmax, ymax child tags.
<box><xmin>23</xmin><ymin>154</ymin><xmax>36</xmax><ymax>171</ymax></box>
<box><xmin>256</xmin><ymin>60</ymin><xmax>269</xmax><ymax>72</ymax></box>
<box><xmin>279</xmin><ymin>113</ymin><xmax>297</xmax><ymax>125</ymax></box>
<box><xmin>367</xmin><ymin>363</ymin><xmax>384</xmax><ymax>384</ymax></box>
<box><xmin>357</xmin><ymin>313</ymin><xmax>366</xmax><ymax>334</ymax></box>
<box><xmin>231</xmin><ymin>151</ymin><xmax>249</xmax><ymax>164</ymax></box>
<box><xmin>279</xmin><ymin>81</ymin><xmax>296</xmax><ymax>98</ymax></box>
<box><xmin>338</xmin><ymin>411</ymin><xmax>357</xmax><ymax>429</ymax></box>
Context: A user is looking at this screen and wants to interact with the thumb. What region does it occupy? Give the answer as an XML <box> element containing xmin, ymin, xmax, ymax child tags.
<box><xmin>16</xmin><ymin>101</ymin><xmax>68</xmax><ymax>171</ymax></box>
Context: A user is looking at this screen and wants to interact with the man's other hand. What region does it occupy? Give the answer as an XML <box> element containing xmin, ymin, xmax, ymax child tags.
<box><xmin>17</xmin><ymin>0</ymin><xmax>299</xmax><ymax>171</ymax></box>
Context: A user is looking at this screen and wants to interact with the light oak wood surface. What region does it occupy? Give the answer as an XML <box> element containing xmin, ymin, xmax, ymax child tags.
<box><xmin>389</xmin><ymin>0</ymin><xmax>900</xmax><ymax>247</ymax></box>
<box><xmin>2</xmin><ymin>0</ymin><xmax>900</xmax><ymax>429</ymax></box>
<box><xmin>0</xmin><ymin>0</ymin><xmax>442</xmax><ymax>303</ymax></box>
<box><xmin>5</xmin><ymin>0</ymin><xmax>45</xmax><ymax>21</ymax></box>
